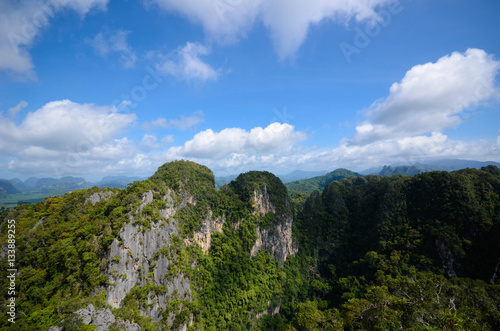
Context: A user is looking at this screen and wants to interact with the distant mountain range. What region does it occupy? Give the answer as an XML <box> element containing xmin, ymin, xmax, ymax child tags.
<box><xmin>361</xmin><ymin>159</ymin><xmax>500</xmax><ymax>175</ymax></box>
<box><xmin>98</xmin><ymin>176</ymin><xmax>145</xmax><ymax>188</ymax></box>
<box><xmin>277</xmin><ymin>169</ymin><xmax>329</xmax><ymax>183</ymax></box>
<box><xmin>284</xmin><ymin>159</ymin><xmax>500</xmax><ymax>198</ymax></box>
<box><xmin>0</xmin><ymin>180</ymin><xmax>20</xmax><ymax>194</ymax></box>
<box><xmin>285</xmin><ymin>168</ymin><xmax>362</xmax><ymax>196</ymax></box>
<box><xmin>0</xmin><ymin>176</ymin><xmax>146</xmax><ymax>195</ymax></box>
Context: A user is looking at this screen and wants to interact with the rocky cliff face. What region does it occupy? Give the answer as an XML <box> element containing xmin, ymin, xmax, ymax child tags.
<box><xmin>105</xmin><ymin>189</ymin><xmax>193</xmax><ymax>324</ymax></box>
<box><xmin>435</xmin><ymin>239</ymin><xmax>457</xmax><ymax>277</ymax></box>
<box><xmin>184</xmin><ymin>211</ymin><xmax>225</xmax><ymax>253</ymax></box>
<box><xmin>250</xmin><ymin>186</ymin><xmax>297</xmax><ymax>265</ymax></box>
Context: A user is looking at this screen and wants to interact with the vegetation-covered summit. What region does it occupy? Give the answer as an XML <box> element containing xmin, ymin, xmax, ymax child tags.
<box><xmin>229</xmin><ymin>170</ymin><xmax>291</xmax><ymax>217</ymax></box>
<box><xmin>149</xmin><ymin>160</ymin><xmax>216</xmax><ymax>200</ymax></box>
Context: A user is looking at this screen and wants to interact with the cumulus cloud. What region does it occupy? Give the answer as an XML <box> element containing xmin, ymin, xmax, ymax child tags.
<box><xmin>143</xmin><ymin>111</ymin><xmax>205</xmax><ymax>131</ymax></box>
<box><xmin>173</xmin><ymin>122</ymin><xmax>307</xmax><ymax>159</ymax></box>
<box><xmin>149</xmin><ymin>0</ymin><xmax>393</xmax><ymax>59</ymax></box>
<box><xmin>87</xmin><ymin>29</ymin><xmax>137</xmax><ymax>68</ymax></box>
<box><xmin>148</xmin><ymin>0</ymin><xmax>262</xmax><ymax>43</ymax></box>
<box><xmin>0</xmin><ymin>0</ymin><xmax>108</xmax><ymax>78</ymax></box>
<box><xmin>0</xmin><ymin>100</ymin><xmax>136</xmax><ymax>153</ymax></box>
<box><xmin>0</xmin><ymin>99</ymin><xmax>138</xmax><ymax>177</ymax></box>
<box><xmin>154</xmin><ymin>42</ymin><xmax>219</xmax><ymax>81</ymax></box>
<box><xmin>351</xmin><ymin>49</ymin><xmax>500</xmax><ymax>145</ymax></box>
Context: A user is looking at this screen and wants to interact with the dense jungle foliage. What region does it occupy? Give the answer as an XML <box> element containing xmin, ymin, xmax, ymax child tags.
<box><xmin>0</xmin><ymin>161</ymin><xmax>499</xmax><ymax>330</ymax></box>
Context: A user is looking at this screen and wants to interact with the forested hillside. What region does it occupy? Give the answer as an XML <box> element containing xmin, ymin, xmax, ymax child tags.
<box><xmin>1</xmin><ymin>161</ymin><xmax>499</xmax><ymax>330</ymax></box>
<box><xmin>285</xmin><ymin>169</ymin><xmax>362</xmax><ymax>206</ymax></box>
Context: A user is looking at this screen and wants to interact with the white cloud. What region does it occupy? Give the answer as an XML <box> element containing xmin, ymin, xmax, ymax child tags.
<box><xmin>5</xmin><ymin>100</ymin><xmax>136</xmax><ymax>152</ymax></box>
<box><xmin>0</xmin><ymin>100</ymin><xmax>139</xmax><ymax>177</ymax></box>
<box><xmin>143</xmin><ymin>110</ymin><xmax>205</xmax><ymax>130</ymax></box>
<box><xmin>87</xmin><ymin>29</ymin><xmax>137</xmax><ymax>68</ymax></box>
<box><xmin>0</xmin><ymin>0</ymin><xmax>108</xmax><ymax>78</ymax></box>
<box><xmin>149</xmin><ymin>0</ymin><xmax>393</xmax><ymax>59</ymax></box>
<box><xmin>174</xmin><ymin>122</ymin><xmax>307</xmax><ymax>159</ymax></box>
<box><xmin>2</xmin><ymin>107</ymin><xmax>499</xmax><ymax>179</ymax></box>
<box><xmin>352</xmin><ymin>49</ymin><xmax>500</xmax><ymax>145</ymax></box>
<box><xmin>148</xmin><ymin>0</ymin><xmax>262</xmax><ymax>43</ymax></box>
<box><xmin>154</xmin><ymin>42</ymin><xmax>219</xmax><ymax>81</ymax></box>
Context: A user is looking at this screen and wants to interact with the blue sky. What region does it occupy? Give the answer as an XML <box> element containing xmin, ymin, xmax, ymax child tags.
<box><xmin>1</xmin><ymin>0</ymin><xmax>499</xmax><ymax>180</ymax></box>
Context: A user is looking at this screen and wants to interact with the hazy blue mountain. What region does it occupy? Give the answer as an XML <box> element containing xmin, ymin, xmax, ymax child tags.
<box><xmin>286</xmin><ymin>168</ymin><xmax>362</xmax><ymax>196</ymax></box>
<box><xmin>8</xmin><ymin>178</ymin><xmax>26</xmax><ymax>190</ymax></box>
<box><xmin>0</xmin><ymin>180</ymin><xmax>20</xmax><ymax>194</ymax></box>
<box><xmin>418</xmin><ymin>159</ymin><xmax>500</xmax><ymax>171</ymax></box>
<box><xmin>98</xmin><ymin>175</ymin><xmax>145</xmax><ymax>188</ymax></box>
<box><xmin>362</xmin><ymin>159</ymin><xmax>500</xmax><ymax>175</ymax></box>
<box><xmin>378</xmin><ymin>165</ymin><xmax>423</xmax><ymax>176</ymax></box>
<box><xmin>214</xmin><ymin>174</ymin><xmax>238</xmax><ymax>188</ymax></box>
<box><xmin>36</xmin><ymin>176</ymin><xmax>88</xmax><ymax>190</ymax></box>
<box><xmin>23</xmin><ymin>177</ymin><xmax>40</xmax><ymax>188</ymax></box>
<box><xmin>277</xmin><ymin>169</ymin><xmax>329</xmax><ymax>183</ymax></box>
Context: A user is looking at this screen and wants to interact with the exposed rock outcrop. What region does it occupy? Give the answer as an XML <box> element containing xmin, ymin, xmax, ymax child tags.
<box><xmin>435</xmin><ymin>239</ymin><xmax>457</xmax><ymax>277</ymax></box>
<box><xmin>105</xmin><ymin>190</ymin><xmax>192</xmax><ymax>324</ymax></box>
<box><xmin>255</xmin><ymin>301</ymin><xmax>281</xmax><ymax>320</ymax></box>
<box><xmin>252</xmin><ymin>186</ymin><xmax>277</xmax><ymax>216</ymax></box>
<box><xmin>87</xmin><ymin>189</ymin><xmax>114</xmax><ymax>204</ymax></box>
<box><xmin>49</xmin><ymin>304</ymin><xmax>140</xmax><ymax>331</ymax></box>
<box><xmin>250</xmin><ymin>187</ymin><xmax>297</xmax><ymax>266</ymax></box>
<box><xmin>184</xmin><ymin>212</ymin><xmax>225</xmax><ymax>253</ymax></box>
<box><xmin>490</xmin><ymin>258</ymin><xmax>500</xmax><ymax>284</ymax></box>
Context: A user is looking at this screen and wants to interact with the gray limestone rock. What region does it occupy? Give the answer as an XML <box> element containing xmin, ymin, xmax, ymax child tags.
<box><xmin>250</xmin><ymin>188</ymin><xmax>297</xmax><ymax>266</ymax></box>
<box><xmin>104</xmin><ymin>190</ymin><xmax>193</xmax><ymax>323</ymax></box>
<box><xmin>87</xmin><ymin>190</ymin><xmax>114</xmax><ymax>204</ymax></box>
<box><xmin>74</xmin><ymin>303</ymin><xmax>96</xmax><ymax>324</ymax></box>
<box><xmin>435</xmin><ymin>239</ymin><xmax>457</xmax><ymax>277</ymax></box>
<box><xmin>117</xmin><ymin>319</ymin><xmax>142</xmax><ymax>331</ymax></box>
<box><xmin>94</xmin><ymin>308</ymin><xmax>116</xmax><ymax>331</ymax></box>
<box><xmin>52</xmin><ymin>304</ymin><xmax>133</xmax><ymax>331</ymax></box>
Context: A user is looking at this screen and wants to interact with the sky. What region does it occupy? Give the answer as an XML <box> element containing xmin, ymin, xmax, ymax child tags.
<box><xmin>0</xmin><ymin>0</ymin><xmax>499</xmax><ymax>180</ymax></box>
